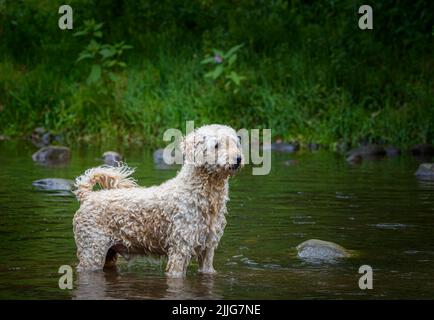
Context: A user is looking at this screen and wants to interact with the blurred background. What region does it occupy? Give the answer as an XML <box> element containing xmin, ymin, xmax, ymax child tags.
<box><xmin>0</xmin><ymin>0</ymin><xmax>432</xmax><ymax>148</ymax></box>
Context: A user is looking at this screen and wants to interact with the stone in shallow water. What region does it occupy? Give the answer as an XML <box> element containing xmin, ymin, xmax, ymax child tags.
<box><xmin>153</xmin><ymin>149</ymin><xmax>165</xmax><ymax>164</ymax></box>
<box><xmin>153</xmin><ymin>148</ymin><xmax>181</xmax><ymax>169</ymax></box>
<box><xmin>32</xmin><ymin>146</ymin><xmax>71</xmax><ymax>164</ymax></box>
<box><xmin>345</xmin><ymin>144</ymin><xmax>386</xmax><ymax>163</ymax></box>
<box><xmin>411</xmin><ymin>144</ymin><xmax>434</xmax><ymax>156</ymax></box>
<box><xmin>415</xmin><ymin>163</ymin><xmax>434</xmax><ymax>179</ymax></box>
<box><xmin>32</xmin><ymin>178</ymin><xmax>73</xmax><ymax>191</ymax></box>
<box><xmin>385</xmin><ymin>146</ymin><xmax>401</xmax><ymax>157</ymax></box>
<box><xmin>102</xmin><ymin>151</ymin><xmax>122</xmax><ymax>166</ymax></box>
<box><xmin>296</xmin><ymin>239</ymin><xmax>352</xmax><ymax>262</ymax></box>
<box><xmin>269</xmin><ymin>142</ymin><xmax>300</xmax><ymax>153</ymax></box>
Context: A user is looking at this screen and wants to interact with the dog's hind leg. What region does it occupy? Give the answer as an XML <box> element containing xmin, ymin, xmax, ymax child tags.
<box><xmin>75</xmin><ymin>227</ymin><xmax>114</xmax><ymax>271</ymax></box>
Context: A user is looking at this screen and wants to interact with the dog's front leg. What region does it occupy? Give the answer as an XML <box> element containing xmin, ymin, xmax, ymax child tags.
<box><xmin>198</xmin><ymin>246</ymin><xmax>217</xmax><ymax>274</ymax></box>
<box><xmin>165</xmin><ymin>251</ymin><xmax>191</xmax><ymax>278</ymax></box>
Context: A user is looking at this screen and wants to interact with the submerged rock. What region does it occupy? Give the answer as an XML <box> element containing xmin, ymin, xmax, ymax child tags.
<box><xmin>308</xmin><ymin>143</ymin><xmax>320</xmax><ymax>151</ymax></box>
<box><xmin>411</xmin><ymin>144</ymin><xmax>434</xmax><ymax>156</ymax></box>
<box><xmin>296</xmin><ymin>239</ymin><xmax>352</xmax><ymax>262</ymax></box>
<box><xmin>346</xmin><ymin>144</ymin><xmax>386</xmax><ymax>163</ymax></box>
<box><xmin>267</xmin><ymin>142</ymin><xmax>300</xmax><ymax>153</ymax></box>
<box><xmin>153</xmin><ymin>148</ymin><xmax>165</xmax><ymax>164</ymax></box>
<box><xmin>102</xmin><ymin>151</ymin><xmax>122</xmax><ymax>166</ymax></box>
<box><xmin>153</xmin><ymin>148</ymin><xmax>181</xmax><ymax>169</ymax></box>
<box><xmin>415</xmin><ymin>163</ymin><xmax>434</xmax><ymax>179</ymax></box>
<box><xmin>32</xmin><ymin>178</ymin><xmax>73</xmax><ymax>191</ymax></box>
<box><xmin>346</xmin><ymin>154</ymin><xmax>363</xmax><ymax>165</ymax></box>
<box><xmin>385</xmin><ymin>146</ymin><xmax>401</xmax><ymax>157</ymax></box>
<box><xmin>32</xmin><ymin>146</ymin><xmax>71</xmax><ymax>164</ymax></box>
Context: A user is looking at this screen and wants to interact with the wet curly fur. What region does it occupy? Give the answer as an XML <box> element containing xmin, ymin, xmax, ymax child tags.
<box><xmin>73</xmin><ymin>124</ymin><xmax>243</xmax><ymax>277</ymax></box>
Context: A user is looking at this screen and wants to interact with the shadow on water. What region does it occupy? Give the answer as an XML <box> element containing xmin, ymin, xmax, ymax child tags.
<box><xmin>1</xmin><ymin>141</ymin><xmax>434</xmax><ymax>299</ymax></box>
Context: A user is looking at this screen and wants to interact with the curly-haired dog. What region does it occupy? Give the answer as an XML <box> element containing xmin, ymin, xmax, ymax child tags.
<box><xmin>73</xmin><ymin>124</ymin><xmax>243</xmax><ymax>277</ymax></box>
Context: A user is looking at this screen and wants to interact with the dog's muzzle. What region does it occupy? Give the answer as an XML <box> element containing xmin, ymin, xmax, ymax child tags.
<box><xmin>231</xmin><ymin>155</ymin><xmax>242</xmax><ymax>171</ymax></box>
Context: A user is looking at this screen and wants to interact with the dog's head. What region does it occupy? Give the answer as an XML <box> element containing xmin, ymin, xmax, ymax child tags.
<box><xmin>181</xmin><ymin>124</ymin><xmax>244</xmax><ymax>176</ymax></box>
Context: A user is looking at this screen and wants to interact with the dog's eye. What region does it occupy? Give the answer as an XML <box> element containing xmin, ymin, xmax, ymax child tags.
<box><xmin>214</xmin><ymin>142</ymin><xmax>219</xmax><ymax>149</ymax></box>
<box><xmin>237</xmin><ymin>135</ymin><xmax>242</xmax><ymax>142</ymax></box>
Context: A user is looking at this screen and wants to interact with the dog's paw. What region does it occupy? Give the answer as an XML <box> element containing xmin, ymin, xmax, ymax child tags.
<box><xmin>198</xmin><ymin>268</ymin><xmax>217</xmax><ymax>275</ymax></box>
<box><xmin>165</xmin><ymin>271</ymin><xmax>186</xmax><ymax>278</ymax></box>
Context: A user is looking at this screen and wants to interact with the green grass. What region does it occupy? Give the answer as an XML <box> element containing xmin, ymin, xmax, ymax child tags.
<box><xmin>0</xmin><ymin>1</ymin><xmax>433</xmax><ymax>149</ymax></box>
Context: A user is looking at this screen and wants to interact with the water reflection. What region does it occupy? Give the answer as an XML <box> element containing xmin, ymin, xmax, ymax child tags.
<box><xmin>73</xmin><ymin>270</ymin><xmax>220</xmax><ymax>300</ymax></box>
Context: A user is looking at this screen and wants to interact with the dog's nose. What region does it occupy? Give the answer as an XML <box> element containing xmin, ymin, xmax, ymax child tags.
<box><xmin>236</xmin><ymin>155</ymin><xmax>242</xmax><ymax>166</ymax></box>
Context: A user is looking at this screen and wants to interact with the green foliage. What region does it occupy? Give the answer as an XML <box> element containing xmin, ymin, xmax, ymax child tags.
<box><xmin>201</xmin><ymin>44</ymin><xmax>246</xmax><ymax>93</ymax></box>
<box><xmin>74</xmin><ymin>20</ymin><xmax>132</xmax><ymax>85</ymax></box>
<box><xmin>0</xmin><ymin>0</ymin><xmax>432</xmax><ymax>147</ymax></box>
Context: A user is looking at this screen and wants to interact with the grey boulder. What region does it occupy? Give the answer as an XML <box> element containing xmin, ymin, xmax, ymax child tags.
<box><xmin>411</xmin><ymin>144</ymin><xmax>434</xmax><ymax>156</ymax></box>
<box><xmin>296</xmin><ymin>239</ymin><xmax>352</xmax><ymax>262</ymax></box>
<box><xmin>32</xmin><ymin>146</ymin><xmax>71</xmax><ymax>164</ymax></box>
<box><xmin>346</xmin><ymin>144</ymin><xmax>386</xmax><ymax>163</ymax></box>
<box><xmin>415</xmin><ymin>163</ymin><xmax>434</xmax><ymax>179</ymax></box>
<box><xmin>265</xmin><ymin>142</ymin><xmax>300</xmax><ymax>153</ymax></box>
<box><xmin>32</xmin><ymin>178</ymin><xmax>73</xmax><ymax>191</ymax></box>
<box><xmin>102</xmin><ymin>151</ymin><xmax>123</xmax><ymax>166</ymax></box>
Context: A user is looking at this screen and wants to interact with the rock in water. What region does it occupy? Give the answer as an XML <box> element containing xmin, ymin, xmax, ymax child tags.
<box><xmin>102</xmin><ymin>151</ymin><xmax>122</xmax><ymax>166</ymax></box>
<box><xmin>346</xmin><ymin>144</ymin><xmax>386</xmax><ymax>163</ymax></box>
<box><xmin>32</xmin><ymin>178</ymin><xmax>73</xmax><ymax>191</ymax></box>
<box><xmin>385</xmin><ymin>146</ymin><xmax>401</xmax><ymax>157</ymax></box>
<box><xmin>415</xmin><ymin>163</ymin><xmax>434</xmax><ymax>179</ymax></box>
<box><xmin>32</xmin><ymin>146</ymin><xmax>71</xmax><ymax>164</ymax></box>
<box><xmin>153</xmin><ymin>148</ymin><xmax>182</xmax><ymax>169</ymax></box>
<box><xmin>411</xmin><ymin>144</ymin><xmax>434</xmax><ymax>156</ymax></box>
<box><xmin>308</xmin><ymin>143</ymin><xmax>320</xmax><ymax>151</ymax></box>
<box><xmin>270</xmin><ymin>142</ymin><xmax>300</xmax><ymax>153</ymax></box>
<box><xmin>296</xmin><ymin>239</ymin><xmax>352</xmax><ymax>262</ymax></box>
<box><xmin>153</xmin><ymin>149</ymin><xmax>165</xmax><ymax>164</ymax></box>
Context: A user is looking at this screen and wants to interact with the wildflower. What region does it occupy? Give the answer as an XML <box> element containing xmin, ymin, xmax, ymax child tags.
<box><xmin>213</xmin><ymin>54</ymin><xmax>223</xmax><ymax>64</ymax></box>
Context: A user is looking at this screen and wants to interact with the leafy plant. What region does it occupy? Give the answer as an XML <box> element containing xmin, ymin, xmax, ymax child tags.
<box><xmin>201</xmin><ymin>44</ymin><xmax>246</xmax><ymax>93</ymax></box>
<box><xmin>74</xmin><ymin>20</ymin><xmax>132</xmax><ymax>85</ymax></box>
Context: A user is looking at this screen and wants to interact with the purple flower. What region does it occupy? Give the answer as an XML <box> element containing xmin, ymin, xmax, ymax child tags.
<box><xmin>213</xmin><ymin>54</ymin><xmax>223</xmax><ymax>64</ymax></box>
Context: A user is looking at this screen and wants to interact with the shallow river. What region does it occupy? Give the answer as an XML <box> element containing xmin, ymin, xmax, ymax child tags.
<box><xmin>0</xmin><ymin>141</ymin><xmax>433</xmax><ymax>299</ymax></box>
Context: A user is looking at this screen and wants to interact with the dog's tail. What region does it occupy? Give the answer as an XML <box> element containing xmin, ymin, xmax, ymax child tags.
<box><xmin>73</xmin><ymin>164</ymin><xmax>138</xmax><ymax>202</ymax></box>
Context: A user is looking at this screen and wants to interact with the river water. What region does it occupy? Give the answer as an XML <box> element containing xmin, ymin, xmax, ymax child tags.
<box><xmin>0</xmin><ymin>141</ymin><xmax>433</xmax><ymax>299</ymax></box>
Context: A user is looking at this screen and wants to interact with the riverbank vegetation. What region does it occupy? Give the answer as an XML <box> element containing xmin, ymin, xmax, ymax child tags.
<box><xmin>0</xmin><ymin>0</ymin><xmax>432</xmax><ymax>148</ymax></box>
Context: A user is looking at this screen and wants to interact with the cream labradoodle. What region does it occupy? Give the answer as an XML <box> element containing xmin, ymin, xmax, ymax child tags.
<box><xmin>73</xmin><ymin>124</ymin><xmax>243</xmax><ymax>277</ymax></box>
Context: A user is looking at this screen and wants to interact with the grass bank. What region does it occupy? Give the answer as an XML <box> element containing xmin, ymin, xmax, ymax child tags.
<box><xmin>0</xmin><ymin>0</ymin><xmax>432</xmax><ymax>148</ymax></box>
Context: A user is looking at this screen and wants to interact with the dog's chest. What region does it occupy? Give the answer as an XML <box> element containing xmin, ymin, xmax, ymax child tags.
<box><xmin>194</xmin><ymin>192</ymin><xmax>227</xmax><ymax>247</ymax></box>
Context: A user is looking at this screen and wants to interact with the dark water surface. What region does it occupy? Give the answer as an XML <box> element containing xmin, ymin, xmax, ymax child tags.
<box><xmin>1</xmin><ymin>141</ymin><xmax>433</xmax><ymax>299</ymax></box>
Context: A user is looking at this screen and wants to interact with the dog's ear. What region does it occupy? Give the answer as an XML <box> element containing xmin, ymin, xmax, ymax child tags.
<box><xmin>181</xmin><ymin>132</ymin><xmax>206</xmax><ymax>164</ymax></box>
<box><xmin>179</xmin><ymin>136</ymin><xmax>186</xmax><ymax>155</ymax></box>
<box><xmin>180</xmin><ymin>134</ymin><xmax>195</xmax><ymax>163</ymax></box>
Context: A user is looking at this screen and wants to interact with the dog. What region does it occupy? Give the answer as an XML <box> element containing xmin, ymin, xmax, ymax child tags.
<box><xmin>73</xmin><ymin>124</ymin><xmax>243</xmax><ymax>277</ymax></box>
